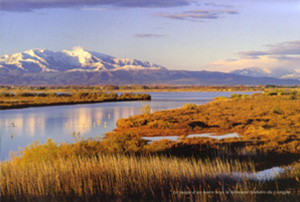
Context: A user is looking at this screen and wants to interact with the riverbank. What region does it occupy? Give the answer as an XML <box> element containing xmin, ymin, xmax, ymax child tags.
<box><xmin>1</xmin><ymin>89</ymin><xmax>300</xmax><ymax>201</ymax></box>
<box><xmin>1</xmin><ymin>133</ymin><xmax>299</xmax><ymax>202</ymax></box>
<box><xmin>114</xmin><ymin>90</ymin><xmax>300</xmax><ymax>156</ymax></box>
<box><xmin>0</xmin><ymin>84</ymin><xmax>265</xmax><ymax>93</ymax></box>
<box><xmin>0</xmin><ymin>92</ymin><xmax>151</xmax><ymax>110</ymax></box>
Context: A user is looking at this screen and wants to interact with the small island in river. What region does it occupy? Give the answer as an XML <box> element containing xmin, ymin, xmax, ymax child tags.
<box><xmin>0</xmin><ymin>89</ymin><xmax>151</xmax><ymax>110</ymax></box>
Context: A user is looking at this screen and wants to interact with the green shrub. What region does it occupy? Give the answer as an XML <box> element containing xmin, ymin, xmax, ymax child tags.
<box><xmin>0</xmin><ymin>92</ymin><xmax>15</xmax><ymax>97</ymax></box>
<box><xmin>183</xmin><ymin>103</ymin><xmax>197</xmax><ymax>110</ymax></box>
<box><xmin>141</xmin><ymin>104</ymin><xmax>151</xmax><ymax>114</ymax></box>
<box><xmin>272</xmin><ymin>104</ymin><xmax>283</xmax><ymax>114</ymax></box>
<box><xmin>214</xmin><ymin>96</ymin><xmax>227</xmax><ymax>100</ymax></box>
<box><xmin>288</xmin><ymin>94</ymin><xmax>297</xmax><ymax>100</ymax></box>
<box><xmin>101</xmin><ymin>132</ymin><xmax>147</xmax><ymax>153</ymax></box>
<box><xmin>230</xmin><ymin>94</ymin><xmax>249</xmax><ymax>99</ymax></box>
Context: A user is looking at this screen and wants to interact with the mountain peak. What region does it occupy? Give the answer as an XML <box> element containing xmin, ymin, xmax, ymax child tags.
<box><xmin>62</xmin><ymin>47</ymin><xmax>93</xmax><ymax>63</ymax></box>
<box><xmin>23</xmin><ymin>48</ymin><xmax>46</xmax><ymax>57</ymax></box>
<box><xmin>72</xmin><ymin>46</ymin><xmax>85</xmax><ymax>51</ymax></box>
<box><xmin>70</xmin><ymin>46</ymin><xmax>92</xmax><ymax>55</ymax></box>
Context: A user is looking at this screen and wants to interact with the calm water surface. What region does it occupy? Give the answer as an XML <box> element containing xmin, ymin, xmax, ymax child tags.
<box><xmin>142</xmin><ymin>133</ymin><xmax>240</xmax><ymax>144</ymax></box>
<box><xmin>0</xmin><ymin>91</ymin><xmax>258</xmax><ymax>160</ymax></box>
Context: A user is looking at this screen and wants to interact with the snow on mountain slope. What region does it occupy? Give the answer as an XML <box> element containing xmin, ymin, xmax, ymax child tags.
<box><xmin>231</xmin><ymin>67</ymin><xmax>300</xmax><ymax>79</ymax></box>
<box><xmin>0</xmin><ymin>47</ymin><xmax>167</xmax><ymax>73</ymax></box>
<box><xmin>230</xmin><ymin>67</ymin><xmax>270</xmax><ymax>77</ymax></box>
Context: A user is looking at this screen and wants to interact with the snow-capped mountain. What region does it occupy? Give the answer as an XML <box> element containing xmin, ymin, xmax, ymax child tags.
<box><xmin>230</xmin><ymin>67</ymin><xmax>300</xmax><ymax>79</ymax></box>
<box><xmin>0</xmin><ymin>47</ymin><xmax>167</xmax><ymax>73</ymax></box>
<box><xmin>1</xmin><ymin>48</ymin><xmax>300</xmax><ymax>85</ymax></box>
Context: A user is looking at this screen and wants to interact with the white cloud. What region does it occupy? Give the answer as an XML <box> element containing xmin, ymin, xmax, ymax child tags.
<box><xmin>0</xmin><ymin>0</ymin><xmax>191</xmax><ymax>12</ymax></box>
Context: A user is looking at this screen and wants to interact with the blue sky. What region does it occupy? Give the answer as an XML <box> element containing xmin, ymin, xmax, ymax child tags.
<box><xmin>1</xmin><ymin>0</ymin><xmax>300</xmax><ymax>72</ymax></box>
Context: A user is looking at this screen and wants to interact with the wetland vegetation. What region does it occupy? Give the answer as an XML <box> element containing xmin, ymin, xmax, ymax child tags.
<box><xmin>1</xmin><ymin>86</ymin><xmax>300</xmax><ymax>201</ymax></box>
<box><xmin>0</xmin><ymin>84</ymin><xmax>266</xmax><ymax>93</ymax></box>
<box><xmin>0</xmin><ymin>91</ymin><xmax>151</xmax><ymax>110</ymax></box>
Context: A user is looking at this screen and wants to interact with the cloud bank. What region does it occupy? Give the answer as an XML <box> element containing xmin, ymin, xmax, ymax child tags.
<box><xmin>204</xmin><ymin>3</ymin><xmax>235</xmax><ymax>8</ymax></box>
<box><xmin>133</xmin><ymin>33</ymin><xmax>164</xmax><ymax>38</ymax></box>
<box><xmin>158</xmin><ymin>9</ymin><xmax>238</xmax><ymax>21</ymax></box>
<box><xmin>0</xmin><ymin>0</ymin><xmax>191</xmax><ymax>12</ymax></box>
<box><xmin>207</xmin><ymin>40</ymin><xmax>300</xmax><ymax>72</ymax></box>
<box><xmin>239</xmin><ymin>40</ymin><xmax>300</xmax><ymax>58</ymax></box>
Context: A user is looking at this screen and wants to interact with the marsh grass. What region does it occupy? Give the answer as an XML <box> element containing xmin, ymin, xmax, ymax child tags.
<box><xmin>114</xmin><ymin>92</ymin><xmax>300</xmax><ymax>156</ymax></box>
<box><xmin>0</xmin><ymin>92</ymin><xmax>151</xmax><ymax>110</ymax></box>
<box><xmin>2</xmin><ymin>139</ymin><xmax>298</xmax><ymax>202</ymax></box>
<box><xmin>1</xmin><ymin>149</ymin><xmax>258</xmax><ymax>202</ymax></box>
<box><xmin>1</xmin><ymin>127</ymin><xmax>296</xmax><ymax>201</ymax></box>
<box><xmin>2</xmin><ymin>89</ymin><xmax>300</xmax><ymax>201</ymax></box>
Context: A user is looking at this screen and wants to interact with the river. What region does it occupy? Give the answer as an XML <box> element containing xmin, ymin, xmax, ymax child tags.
<box><xmin>0</xmin><ymin>91</ymin><xmax>258</xmax><ymax>160</ymax></box>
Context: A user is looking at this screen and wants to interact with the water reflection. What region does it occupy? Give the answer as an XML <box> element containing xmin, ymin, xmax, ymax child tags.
<box><xmin>0</xmin><ymin>91</ymin><xmax>258</xmax><ymax>160</ymax></box>
<box><xmin>142</xmin><ymin>136</ymin><xmax>180</xmax><ymax>144</ymax></box>
<box><xmin>232</xmin><ymin>167</ymin><xmax>286</xmax><ymax>181</ymax></box>
<box><xmin>187</xmin><ymin>133</ymin><xmax>239</xmax><ymax>140</ymax></box>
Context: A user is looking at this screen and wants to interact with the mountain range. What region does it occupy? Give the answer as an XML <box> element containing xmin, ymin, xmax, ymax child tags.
<box><xmin>1</xmin><ymin>47</ymin><xmax>300</xmax><ymax>85</ymax></box>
